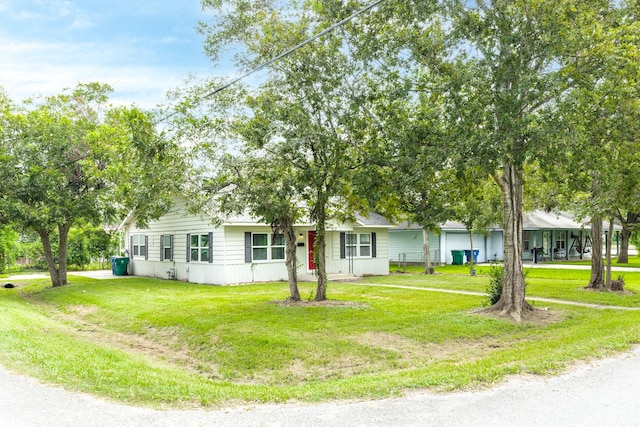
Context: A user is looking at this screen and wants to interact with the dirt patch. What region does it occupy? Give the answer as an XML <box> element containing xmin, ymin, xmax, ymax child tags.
<box><xmin>471</xmin><ymin>306</ymin><xmax>564</xmax><ymax>325</ymax></box>
<box><xmin>269</xmin><ymin>299</ymin><xmax>369</xmax><ymax>308</ymax></box>
<box><xmin>53</xmin><ymin>306</ymin><xmax>222</xmax><ymax>379</ymax></box>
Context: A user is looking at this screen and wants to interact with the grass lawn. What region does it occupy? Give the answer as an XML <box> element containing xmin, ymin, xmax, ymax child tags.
<box><xmin>1</xmin><ymin>271</ymin><xmax>640</xmax><ymax>408</ymax></box>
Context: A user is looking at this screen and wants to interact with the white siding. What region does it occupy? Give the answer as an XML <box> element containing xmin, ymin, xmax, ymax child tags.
<box><xmin>488</xmin><ymin>231</ymin><xmax>503</xmax><ymax>262</ymax></box>
<box><xmin>124</xmin><ymin>201</ymin><xmax>390</xmax><ymax>284</ymax></box>
<box><xmin>389</xmin><ymin>230</ymin><xmax>440</xmax><ymax>264</ymax></box>
<box><xmin>443</xmin><ymin>231</ymin><xmax>487</xmax><ymax>264</ymax></box>
<box><xmin>328</xmin><ymin>228</ymin><xmax>389</xmax><ymax>276</ymax></box>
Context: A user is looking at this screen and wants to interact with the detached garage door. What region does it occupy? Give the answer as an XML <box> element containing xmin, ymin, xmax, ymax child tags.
<box><xmin>444</xmin><ymin>232</ymin><xmax>486</xmax><ymax>264</ymax></box>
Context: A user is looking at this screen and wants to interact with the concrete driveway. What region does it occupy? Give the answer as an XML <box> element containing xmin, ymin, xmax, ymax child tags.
<box><xmin>1</xmin><ymin>346</ymin><xmax>640</xmax><ymax>427</ymax></box>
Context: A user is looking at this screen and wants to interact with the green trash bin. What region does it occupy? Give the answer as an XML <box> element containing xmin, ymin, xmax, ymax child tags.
<box><xmin>113</xmin><ymin>256</ymin><xmax>130</xmax><ymax>276</ymax></box>
<box><xmin>450</xmin><ymin>250</ymin><xmax>464</xmax><ymax>265</ymax></box>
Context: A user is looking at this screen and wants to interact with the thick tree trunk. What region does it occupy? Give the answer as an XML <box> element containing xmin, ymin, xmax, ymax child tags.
<box><xmin>587</xmin><ymin>217</ymin><xmax>604</xmax><ymax>289</ymax></box>
<box><xmin>618</xmin><ymin>227</ymin><xmax>631</xmax><ymax>264</ymax></box>
<box><xmin>283</xmin><ymin>223</ymin><xmax>300</xmax><ymax>301</ymax></box>
<box><xmin>422</xmin><ymin>228</ymin><xmax>434</xmax><ymax>274</ymax></box>
<box><xmin>314</xmin><ymin>202</ymin><xmax>328</xmax><ymax>301</ymax></box>
<box><xmin>616</xmin><ymin>212</ymin><xmax>638</xmax><ymax>264</ymax></box>
<box><xmin>490</xmin><ymin>164</ymin><xmax>530</xmax><ymax>322</ymax></box>
<box><xmin>605</xmin><ymin>218</ymin><xmax>614</xmax><ymax>291</ymax></box>
<box><xmin>37</xmin><ymin>229</ymin><xmax>62</xmax><ymax>287</ymax></box>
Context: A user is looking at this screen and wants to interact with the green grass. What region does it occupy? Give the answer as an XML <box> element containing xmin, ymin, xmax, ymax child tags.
<box><xmin>1</xmin><ymin>272</ymin><xmax>640</xmax><ymax>408</ymax></box>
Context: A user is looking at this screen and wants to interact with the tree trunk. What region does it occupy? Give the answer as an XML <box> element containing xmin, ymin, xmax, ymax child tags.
<box><xmin>605</xmin><ymin>217</ymin><xmax>614</xmax><ymax>291</ymax></box>
<box><xmin>490</xmin><ymin>164</ymin><xmax>530</xmax><ymax>321</ymax></box>
<box><xmin>616</xmin><ymin>212</ymin><xmax>638</xmax><ymax>264</ymax></box>
<box><xmin>283</xmin><ymin>222</ymin><xmax>301</xmax><ymax>301</ymax></box>
<box><xmin>468</xmin><ymin>230</ymin><xmax>474</xmax><ymax>276</ymax></box>
<box><xmin>57</xmin><ymin>223</ymin><xmax>70</xmax><ymax>287</ymax></box>
<box><xmin>618</xmin><ymin>227</ymin><xmax>631</xmax><ymax>264</ymax></box>
<box><xmin>37</xmin><ymin>229</ymin><xmax>62</xmax><ymax>287</ymax></box>
<box><xmin>587</xmin><ymin>217</ymin><xmax>604</xmax><ymax>289</ymax></box>
<box><xmin>422</xmin><ymin>228</ymin><xmax>434</xmax><ymax>274</ymax></box>
<box><xmin>314</xmin><ymin>201</ymin><xmax>328</xmax><ymax>301</ymax></box>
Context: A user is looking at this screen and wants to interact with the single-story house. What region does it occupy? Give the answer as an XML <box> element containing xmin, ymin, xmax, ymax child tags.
<box><xmin>390</xmin><ymin>211</ymin><xmax>621</xmax><ymax>265</ymax></box>
<box><xmin>118</xmin><ymin>200</ymin><xmax>392</xmax><ymax>284</ymax></box>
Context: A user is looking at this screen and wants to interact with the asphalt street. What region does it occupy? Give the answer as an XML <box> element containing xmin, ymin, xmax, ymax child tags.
<box><xmin>1</xmin><ymin>346</ymin><xmax>640</xmax><ymax>427</ymax></box>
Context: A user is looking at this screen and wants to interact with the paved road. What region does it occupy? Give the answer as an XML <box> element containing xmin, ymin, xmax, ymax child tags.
<box><xmin>1</xmin><ymin>346</ymin><xmax>640</xmax><ymax>427</ymax></box>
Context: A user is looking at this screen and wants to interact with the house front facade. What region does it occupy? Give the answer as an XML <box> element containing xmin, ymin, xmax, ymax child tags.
<box><xmin>119</xmin><ymin>200</ymin><xmax>391</xmax><ymax>284</ymax></box>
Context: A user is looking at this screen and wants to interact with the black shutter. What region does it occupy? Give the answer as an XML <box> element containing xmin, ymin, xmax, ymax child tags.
<box><xmin>144</xmin><ymin>236</ymin><xmax>148</xmax><ymax>260</ymax></box>
<box><xmin>160</xmin><ymin>235</ymin><xmax>164</xmax><ymax>261</ymax></box>
<box><xmin>372</xmin><ymin>232</ymin><xmax>377</xmax><ymax>258</ymax></box>
<box><xmin>208</xmin><ymin>232</ymin><xmax>213</xmax><ymax>263</ymax></box>
<box><xmin>245</xmin><ymin>232</ymin><xmax>252</xmax><ymax>263</ymax></box>
<box><xmin>130</xmin><ymin>235</ymin><xmax>133</xmax><ymax>259</ymax></box>
<box><xmin>186</xmin><ymin>233</ymin><xmax>191</xmax><ymax>262</ymax></box>
<box><xmin>340</xmin><ymin>232</ymin><xmax>346</xmax><ymax>259</ymax></box>
<box><xmin>169</xmin><ymin>235</ymin><xmax>174</xmax><ymax>261</ymax></box>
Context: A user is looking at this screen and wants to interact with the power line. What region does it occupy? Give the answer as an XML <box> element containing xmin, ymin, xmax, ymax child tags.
<box><xmin>203</xmin><ymin>0</ymin><xmax>387</xmax><ymax>99</ymax></box>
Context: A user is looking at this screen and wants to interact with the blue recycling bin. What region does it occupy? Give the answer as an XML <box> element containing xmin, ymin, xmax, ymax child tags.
<box><xmin>110</xmin><ymin>257</ymin><xmax>116</xmax><ymax>275</ymax></box>
<box><xmin>464</xmin><ymin>249</ymin><xmax>479</xmax><ymax>263</ymax></box>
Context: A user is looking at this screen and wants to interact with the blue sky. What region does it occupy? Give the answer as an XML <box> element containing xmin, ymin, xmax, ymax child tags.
<box><xmin>0</xmin><ymin>0</ymin><xmax>221</xmax><ymax>108</ymax></box>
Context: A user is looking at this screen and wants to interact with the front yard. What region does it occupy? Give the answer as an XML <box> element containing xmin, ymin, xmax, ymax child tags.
<box><xmin>1</xmin><ymin>269</ymin><xmax>639</xmax><ymax>408</ymax></box>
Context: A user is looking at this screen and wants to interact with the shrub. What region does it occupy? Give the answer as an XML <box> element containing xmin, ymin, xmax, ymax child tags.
<box><xmin>611</xmin><ymin>275</ymin><xmax>625</xmax><ymax>292</ymax></box>
<box><xmin>485</xmin><ymin>262</ymin><xmax>503</xmax><ymax>306</ymax></box>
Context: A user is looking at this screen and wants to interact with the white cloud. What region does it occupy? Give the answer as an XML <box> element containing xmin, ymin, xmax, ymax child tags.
<box><xmin>0</xmin><ymin>38</ymin><xmax>203</xmax><ymax>108</ymax></box>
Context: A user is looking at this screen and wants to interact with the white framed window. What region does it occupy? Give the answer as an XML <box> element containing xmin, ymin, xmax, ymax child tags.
<box><xmin>345</xmin><ymin>233</ymin><xmax>372</xmax><ymax>258</ymax></box>
<box><xmin>271</xmin><ymin>233</ymin><xmax>285</xmax><ymax>260</ymax></box>
<box><xmin>346</xmin><ymin>233</ymin><xmax>357</xmax><ymax>257</ymax></box>
<box><xmin>131</xmin><ymin>234</ymin><xmax>147</xmax><ymax>258</ymax></box>
<box><xmin>252</xmin><ymin>233</ymin><xmax>285</xmax><ymax>261</ymax></box>
<box><xmin>160</xmin><ymin>235</ymin><xmax>173</xmax><ymax>261</ymax></box>
<box><xmin>556</xmin><ymin>235</ymin><xmax>566</xmax><ymax>250</ymax></box>
<box><xmin>523</xmin><ymin>231</ymin><xmax>530</xmax><ymax>252</ymax></box>
<box><xmin>189</xmin><ymin>233</ymin><xmax>211</xmax><ymax>262</ymax></box>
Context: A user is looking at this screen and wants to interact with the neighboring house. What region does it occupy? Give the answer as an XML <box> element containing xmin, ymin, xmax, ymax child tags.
<box><xmin>390</xmin><ymin>221</ymin><xmax>492</xmax><ymax>265</ymax></box>
<box><xmin>390</xmin><ymin>210</ymin><xmax>621</xmax><ymax>265</ymax></box>
<box><xmin>118</xmin><ymin>200</ymin><xmax>392</xmax><ymax>284</ymax></box>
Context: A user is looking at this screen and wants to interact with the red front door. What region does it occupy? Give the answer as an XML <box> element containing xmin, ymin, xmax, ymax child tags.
<box><xmin>308</xmin><ymin>231</ymin><xmax>317</xmax><ymax>270</ymax></box>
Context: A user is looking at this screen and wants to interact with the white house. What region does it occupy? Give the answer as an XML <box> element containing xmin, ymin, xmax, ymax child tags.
<box><xmin>389</xmin><ymin>211</ymin><xmax>621</xmax><ymax>265</ymax></box>
<box><xmin>118</xmin><ymin>200</ymin><xmax>392</xmax><ymax>284</ymax></box>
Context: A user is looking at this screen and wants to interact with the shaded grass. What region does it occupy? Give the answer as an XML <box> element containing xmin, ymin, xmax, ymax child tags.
<box><xmin>0</xmin><ymin>274</ymin><xmax>639</xmax><ymax>408</ymax></box>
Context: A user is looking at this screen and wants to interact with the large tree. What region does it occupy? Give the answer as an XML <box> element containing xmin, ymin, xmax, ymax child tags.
<box><xmin>0</xmin><ymin>83</ymin><xmax>184</xmax><ymax>287</ymax></box>
<box><xmin>349</xmin><ymin>0</ymin><xmax>623</xmax><ymax>320</ymax></box>
<box><xmin>199</xmin><ymin>1</ymin><xmax>375</xmax><ymax>300</ymax></box>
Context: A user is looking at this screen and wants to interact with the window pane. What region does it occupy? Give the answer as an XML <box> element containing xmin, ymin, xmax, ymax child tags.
<box><xmin>272</xmin><ymin>233</ymin><xmax>285</xmax><ymax>246</ymax></box>
<box><xmin>133</xmin><ymin>246</ymin><xmax>139</xmax><ymax>256</ymax></box>
<box><xmin>163</xmin><ymin>235</ymin><xmax>171</xmax><ymax>247</ymax></box>
<box><xmin>360</xmin><ymin>246</ymin><xmax>371</xmax><ymax>257</ymax></box>
<box><xmin>191</xmin><ymin>249</ymin><xmax>199</xmax><ymax>261</ymax></box>
<box><xmin>132</xmin><ymin>235</ymin><xmax>139</xmax><ymax>244</ymax></box>
<box><xmin>346</xmin><ymin>234</ymin><xmax>357</xmax><ymax>244</ymax></box>
<box><xmin>253</xmin><ymin>247</ymin><xmax>268</xmax><ymax>260</ymax></box>
<box><xmin>346</xmin><ymin>247</ymin><xmax>356</xmax><ymax>257</ymax></box>
<box><xmin>200</xmin><ymin>234</ymin><xmax>210</xmax><ymax>248</ymax></box>
<box><xmin>200</xmin><ymin>249</ymin><xmax>209</xmax><ymax>262</ymax></box>
<box><xmin>140</xmin><ymin>246</ymin><xmax>147</xmax><ymax>257</ymax></box>
<box><xmin>253</xmin><ymin>234</ymin><xmax>268</xmax><ymax>246</ymax></box>
<box><xmin>164</xmin><ymin>248</ymin><xmax>172</xmax><ymax>260</ymax></box>
<box><xmin>360</xmin><ymin>234</ymin><xmax>370</xmax><ymax>244</ymax></box>
<box><xmin>190</xmin><ymin>235</ymin><xmax>199</xmax><ymax>247</ymax></box>
<box><xmin>272</xmin><ymin>247</ymin><xmax>285</xmax><ymax>260</ymax></box>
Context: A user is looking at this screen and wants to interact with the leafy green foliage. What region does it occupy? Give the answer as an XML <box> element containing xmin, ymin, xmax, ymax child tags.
<box><xmin>0</xmin><ymin>83</ymin><xmax>185</xmax><ymax>286</ymax></box>
<box><xmin>485</xmin><ymin>263</ymin><xmax>504</xmax><ymax>306</ymax></box>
